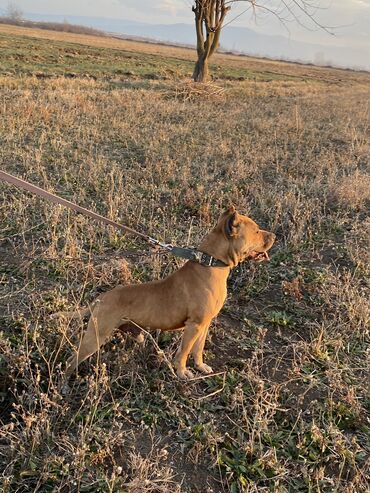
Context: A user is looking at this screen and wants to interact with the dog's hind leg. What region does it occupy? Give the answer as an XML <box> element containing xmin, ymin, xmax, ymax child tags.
<box><xmin>64</xmin><ymin>304</ymin><xmax>120</xmax><ymax>380</ymax></box>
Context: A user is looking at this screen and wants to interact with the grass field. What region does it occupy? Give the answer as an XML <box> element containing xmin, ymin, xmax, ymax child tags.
<box><xmin>0</xmin><ymin>24</ymin><xmax>369</xmax><ymax>493</ymax></box>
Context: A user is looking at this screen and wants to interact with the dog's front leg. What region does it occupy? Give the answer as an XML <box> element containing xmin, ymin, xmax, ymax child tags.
<box><xmin>191</xmin><ymin>323</ymin><xmax>213</xmax><ymax>374</ymax></box>
<box><xmin>174</xmin><ymin>321</ymin><xmax>205</xmax><ymax>380</ymax></box>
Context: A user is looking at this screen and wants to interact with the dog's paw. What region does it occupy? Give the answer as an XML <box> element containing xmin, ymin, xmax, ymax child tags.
<box><xmin>195</xmin><ymin>363</ymin><xmax>213</xmax><ymax>374</ymax></box>
<box><xmin>177</xmin><ymin>368</ymin><xmax>194</xmax><ymax>380</ymax></box>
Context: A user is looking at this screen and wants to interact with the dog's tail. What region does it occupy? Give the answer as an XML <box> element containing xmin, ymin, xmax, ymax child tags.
<box><xmin>51</xmin><ymin>301</ymin><xmax>98</xmax><ymax>321</ymax></box>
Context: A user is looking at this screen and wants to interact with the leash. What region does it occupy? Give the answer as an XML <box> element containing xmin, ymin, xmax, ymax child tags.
<box><xmin>0</xmin><ymin>170</ymin><xmax>170</xmax><ymax>250</ymax></box>
<box><xmin>0</xmin><ymin>170</ymin><xmax>228</xmax><ymax>268</ymax></box>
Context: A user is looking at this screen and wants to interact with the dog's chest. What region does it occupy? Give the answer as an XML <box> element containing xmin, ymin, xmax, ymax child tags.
<box><xmin>210</xmin><ymin>285</ymin><xmax>227</xmax><ymax>315</ymax></box>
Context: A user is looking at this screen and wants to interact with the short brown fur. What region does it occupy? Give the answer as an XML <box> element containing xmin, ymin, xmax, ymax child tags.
<box><xmin>62</xmin><ymin>207</ymin><xmax>275</xmax><ymax>380</ymax></box>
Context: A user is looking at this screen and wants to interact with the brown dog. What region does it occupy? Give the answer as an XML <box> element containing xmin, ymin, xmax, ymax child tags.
<box><xmin>62</xmin><ymin>207</ymin><xmax>275</xmax><ymax>381</ymax></box>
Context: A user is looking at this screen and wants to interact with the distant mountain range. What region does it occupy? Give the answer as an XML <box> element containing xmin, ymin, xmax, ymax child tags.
<box><xmin>24</xmin><ymin>13</ymin><xmax>370</xmax><ymax>71</ymax></box>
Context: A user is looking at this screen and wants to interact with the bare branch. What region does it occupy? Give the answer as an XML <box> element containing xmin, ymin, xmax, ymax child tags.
<box><xmin>191</xmin><ymin>0</ymin><xmax>334</xmax><ymax>82</ymax></box>
<box><xmin>224</xmin><ymin>0</ymin><xmax>336</xmax><ymax>34</ymax></box>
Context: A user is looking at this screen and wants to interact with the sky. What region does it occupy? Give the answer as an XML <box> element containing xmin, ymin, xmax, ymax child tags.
<box><xmin>0</xmin><ymin>0</ymin><xmax>369</xmax><ymax>50</ymax></box>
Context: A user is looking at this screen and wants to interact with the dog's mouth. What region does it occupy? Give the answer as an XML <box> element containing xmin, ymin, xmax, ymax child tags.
<box><xmin>247</xmin><ymin>250</ymin><xmax>270</xmax><ymax>262</ymax></box>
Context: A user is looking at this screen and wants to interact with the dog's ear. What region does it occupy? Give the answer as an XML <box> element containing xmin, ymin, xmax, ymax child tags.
<box><xmin>226</xmin><ymin>205</ymin><xmax>236</xmax><ymax>215</ymax></box>
<box><xmin>224</xmin><ymin>207</ymin><xmax>241</xmax><ymax>238</ymax></box>
<box><xmin>219</xmin><ymin>205</ymin><xmax>236</xmax><ymax>219</ymax></box>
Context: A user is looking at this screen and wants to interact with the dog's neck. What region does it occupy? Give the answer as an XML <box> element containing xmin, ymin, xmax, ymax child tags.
<box><xmin>199</xmin><ymin>231</ymin><xmax>239</xmax><ymax>269</ymax></box>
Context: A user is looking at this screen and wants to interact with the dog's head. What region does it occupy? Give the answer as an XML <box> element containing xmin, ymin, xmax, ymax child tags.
<box><xmin>216</xmin><ymin>206</ymin><xmax>276</xmax><ymax>267</ymax></box>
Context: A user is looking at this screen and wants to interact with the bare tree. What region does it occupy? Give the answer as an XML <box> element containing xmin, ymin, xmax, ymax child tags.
<box><xmin>192</xmin><ymin>1</ymin><xmax>230</xmax><ymax>82</ymax></box>
<box><xmin>191</xmin><ymin>1</ymin><xmax>330</xmax><ymax>82</ymax></box>
<box><xmin>5</xmin><ymin>1</ymin><xmax>23</xmax><ymax>21</ymax></box>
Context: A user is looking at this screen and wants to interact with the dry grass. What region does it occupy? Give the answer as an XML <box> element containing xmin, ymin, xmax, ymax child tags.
<box><xmin>0</xmin><ymin>26</ymin><xmax>369</xmax><ymax>493</ymax></box>
<box><xmin>0</xmin><ymin>17</ymin><xmax>105</xmax><ymax>37</ymax></box>
<box><xmin>1</xmin><ymin>23</ymin><xmax>369</xmax><ymax>84</ymax></box>
<box><xmin>333</xmin><ymin>171</ymin><xmax>370</xmax><ymax>211</ymax></box>
<box><xmin>169</xmin><ymin>81</ymin><xmax>226</xmax><ymax>102</ymax></box>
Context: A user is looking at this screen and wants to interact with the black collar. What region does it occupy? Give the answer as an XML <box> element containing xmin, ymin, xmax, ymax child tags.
<box><xmin>169</xmin><ymin>246</ymin><xmax>229</xmax><ymax>268</ymax></box>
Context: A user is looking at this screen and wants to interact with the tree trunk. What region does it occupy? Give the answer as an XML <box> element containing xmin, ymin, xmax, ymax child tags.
<box><xmin>192</xmin><ymin>1</ymin><xmax>230</xmax><ymax>82</ymax></box>
<box><xmin>193</xmin><ymin>55</ymin><xmax>209</xmax><ymax>83</ymax></box>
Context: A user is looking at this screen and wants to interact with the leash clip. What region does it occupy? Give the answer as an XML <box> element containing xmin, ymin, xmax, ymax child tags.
<box><xmin>148</xmin><ymin>237</ymin><xmax>173</xmax><ymax>251</ymax></box>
